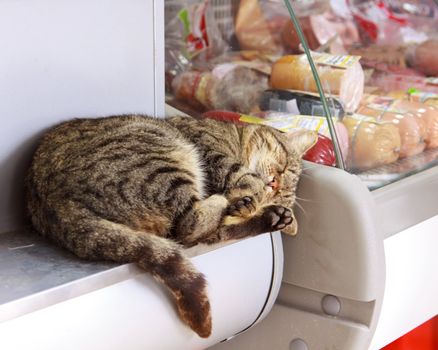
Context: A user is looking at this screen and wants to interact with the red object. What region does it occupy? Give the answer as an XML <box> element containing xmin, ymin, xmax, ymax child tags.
<box><xmin>376</xmin><ymin>1</ymin><xmax>408</xmax><ymax>26</ymax></box>
<box><xmin>203</xmin><ymin>110</ymin><xmax>244</xmax><ymax>124</ymax></box>
<box><xmin>185</xmin><ymin>4</ymin><xmax>209</xmax><ymax>53</ymax></box>
<box><xmin>352</xmin><ymin>13</ymin><xmax>379</xmax><ymax>41</ymax></box>
<box><xmin>382</xmin><ymin>316</ymin><xmax>438</xmax><ymax>350</ymax></box>
<box><xmin>303</xmin><ymin>134</ymin><xmax>336</xmax><ymax>167</ymax></box>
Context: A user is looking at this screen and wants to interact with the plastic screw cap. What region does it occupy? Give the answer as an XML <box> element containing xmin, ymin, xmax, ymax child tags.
<box><xmin>290</xmin><ymin>339</ymin><xmax>308</xmax><ymax>350</ymax></box>
<box><xmin>322</xmin><ymin>295</ymin><xmax>341</xmax><ymax>316</ymax></box>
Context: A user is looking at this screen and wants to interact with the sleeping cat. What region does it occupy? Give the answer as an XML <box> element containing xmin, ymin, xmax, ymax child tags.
<box><xmin>25</xmin><ymin>115</ymin><xmax>315</xmax><ymax>338</ymax></box>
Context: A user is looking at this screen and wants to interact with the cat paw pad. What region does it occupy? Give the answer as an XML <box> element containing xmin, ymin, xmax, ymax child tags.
<box><xmin>263</xmin><ymin>205</ymin><xmax>293</xmax><ymax>231</ymax></box>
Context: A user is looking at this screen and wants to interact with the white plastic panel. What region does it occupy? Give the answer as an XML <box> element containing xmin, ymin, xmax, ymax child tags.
<box><xmin>0</xmin><ymin>234</ymin><xmax>277</xmax><ymax>350</ymax></box>
<box><xmin>0</xmin><ymin>0</ymin><xmax>164</xmax><ymax>233</ymax></box>
<box><xmin>369</xmin><ymin>215</ymin><xmax>438</xmax><ymax>350</ymax></box>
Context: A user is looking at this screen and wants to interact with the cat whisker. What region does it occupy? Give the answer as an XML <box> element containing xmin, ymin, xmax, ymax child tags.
<box><xmin>294</xmin><ymin>200</ymin><xmax>307</xmax><ymax>217</ymax></box>
<box><xmin>295</xmin><ymin>195</ymin><xmax>314</xmax><ymax>203</ymax></box>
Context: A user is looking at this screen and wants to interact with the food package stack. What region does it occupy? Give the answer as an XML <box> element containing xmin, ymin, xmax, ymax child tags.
<box><xmin>172</xmin><ymin>62</ymin><xmax>270</xmax><ymax>114</ymax></box>
<box><xmin>360</xmin><ymin>94</ymin><xmax>438</xmax><ymax>151</ymax></box>
<box><xmin>357</xmin><ymin>96</ymin><xmax>426</xmax><ymax>158</ymax></box>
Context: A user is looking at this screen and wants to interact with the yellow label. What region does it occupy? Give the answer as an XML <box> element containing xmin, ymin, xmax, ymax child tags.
<box><xmin>239</xmin><ymin>114</ymin><xmax>331</xmax><ymax>136</ymax></box>
<box><xmin>313</xmin><ymin>53</ymin><xmax>361</xmax><ymax>69</ymax></box>
<box><xmin>239</xmin><ymin>114</ymin><xmax>266</xmax><ymax>124</ymax></box>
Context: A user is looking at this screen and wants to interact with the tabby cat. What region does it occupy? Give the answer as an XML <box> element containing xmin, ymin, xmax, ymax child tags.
<box><xmin>25</xmin><ymin>115</ymin><xmax>315</xmax><ymax>338</ymax></box>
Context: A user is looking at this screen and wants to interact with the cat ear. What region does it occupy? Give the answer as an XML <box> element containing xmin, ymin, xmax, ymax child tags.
<box><xmin>285</xmin><ymin>129</ymin><xmax>318</xmax><ymax>158</ymax></box>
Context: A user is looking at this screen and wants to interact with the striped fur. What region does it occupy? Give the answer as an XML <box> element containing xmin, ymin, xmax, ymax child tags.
<box><xmin>25</xmin><ymin>115</ymin><xmax>306</xmax><ymax>337</ymax></box>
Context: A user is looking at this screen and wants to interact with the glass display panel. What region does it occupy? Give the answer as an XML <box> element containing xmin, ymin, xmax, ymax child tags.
<box><xmin>164</xmin><ymin>0</ymin><xmax>438</xmax><ymax>190</ymax></box>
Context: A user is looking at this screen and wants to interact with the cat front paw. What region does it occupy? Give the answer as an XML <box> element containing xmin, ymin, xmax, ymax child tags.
<box><xmin>262</xmin><ymin>205</ymin><xmax>293</xmax><ymax>231</ymax></box>
<box><xmin>227</xmin><ymin>196</ymin><xmax>256</xmax><ymax>218</ymax></box>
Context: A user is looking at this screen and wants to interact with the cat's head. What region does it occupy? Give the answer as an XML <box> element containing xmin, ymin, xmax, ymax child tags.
<box><xmin>244</xmin><ymin>127</ymin><xmax>317</xmax><ymax>236</ymax></box>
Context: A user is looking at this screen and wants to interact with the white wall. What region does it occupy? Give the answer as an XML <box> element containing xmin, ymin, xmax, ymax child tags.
<box><xmin>0</xmin><ymin>0</ymin><xmax>164</xmax><ymax>232</ymax></box>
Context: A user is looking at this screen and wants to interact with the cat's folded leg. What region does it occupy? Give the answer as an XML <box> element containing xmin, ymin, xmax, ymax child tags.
<box><xmin>173</xmin><ymin>194</ymin><xmax>230</xmax><ymax>246</ymax></box>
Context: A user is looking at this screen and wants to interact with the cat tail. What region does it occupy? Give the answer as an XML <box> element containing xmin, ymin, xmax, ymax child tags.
<box><xmin>66</xmin><ymin>218</ymin><xmax>212</xmax><ymax>338</ymax></box>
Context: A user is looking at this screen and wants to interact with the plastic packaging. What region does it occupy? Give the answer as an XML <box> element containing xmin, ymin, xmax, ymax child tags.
<box><xmin>406</xmin><ymin>39</ymin><xmax>438</xmax><ymax>77</ymax></box>
<box><xmin>281</xmin><ymin>8</ymin><xmax>359</xmax><ymax>54</ymax></box>
<box><xmin>165</xmin><ymin>0</ymin><xmax>229</xmax><ymax>80</ymax></box>
<box><xmin>348</xmin><ymin>0</ymin><xmax>431</xmax><ymax>45</ymax></box>
<box><xmin>361</xmin><ymin>94</ymin><xmax>438</xmax><ymax>150</ymax></box>
<box><xmin>392</xmin><ymin>98</ymin><xmax>438</xmax><ymax>149</ymax></box>
<box><xmin>343</xmin><ymin>115</ymin><xmax>401</xmax><ymax>170</ymax></box>
<box><xmin>235</xmin><ymin>0</ymin><xmax>332</xmax><ymax>54</ymax></box>
<box><xmin>367</xmin><ymin>72</ymin><xmax>438</xmax><ymax>95</ymax></box>
<box><xmin>235</xmin><ymin>0</ymin><xmax>287</xmax><ymax>53</ymax></box>
<box><xmin>259</xmin><ymin>89</ymin><xmax>345</xmax><ymax>119</ymax></box>
<box><xmin>172</xmin><ymin>63</ymin><xmax>269</xmax><ymax>113</ymax></box>
<box><xmin>349</xmin><ymin>44</ymin><xmax>408</xmax><ymax>69</ymax></box>
<box><xmin>358</xmin><ymin>96</ymin><xmax>426</xmax><ymax>158</ymax></box>
<box><xmin>270</xmin><ymin>54</ymin><xmax>365</xmax><ymax>112</ymax></box>
<box><xmin>407</xmin><ymin>91</ymin><xmax>438</xmax><ymax>108</ymax></box>
<box><xmin>303</xmin><ymin>134</ymin><xmax>337</xmax><ymax>166</ymax></box>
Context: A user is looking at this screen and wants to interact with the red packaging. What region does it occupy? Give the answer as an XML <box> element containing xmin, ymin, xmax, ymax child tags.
<box><xmin>202</xmin><ymin>110</ymin><xmax>244</xmax><ymax>124</ymax></box>
<box><xmin>303</xmin><ymin>134</ymin><xmax>337</xmax><ymax>166</ymax></box>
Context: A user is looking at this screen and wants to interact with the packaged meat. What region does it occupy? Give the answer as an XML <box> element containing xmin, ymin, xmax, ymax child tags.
<box><xmin>392</xmin><ymin>99</ymin><xmax>438</xmax><ymax>149</ymax></box>
<box><xmin>172</xmin><ymin>70</ymin><xmax>211</xmax><ymax>111</ymax></box>
<box><xmin>281</xmin><ymin>2</ymin><xmax>360</xmax><ymax>54</ymax></box>
<box><xmin>164</xmin><ymin>0</ymin><xmax>228</xmax><ymax>78</ymax></box>
<box><xmin>303</xmin><ymin>134</ymin><xmax>337</xmax><ymax>167</ymax></box>
<box><xmin>408</xmin><ymin>91</ymin><xmax>438</xmax><ymax>108</ymax></box>
<box><xmin>406</xmin><ymin>40</ymin><xmax>438</xmax><ymax>77</ymax></box>
<box><xmin>362</xmin><ymin>94</ymin><xmax>438</xmax><ymax>150</ymax></box>
<box><xmin>358</xmin><ymin>96</ymin><xmax>426</xmax><ymax>158</ymax></box>
<box><xmin>343</xmin><ymin>115</ymin><xmax>401</xmax><ymax>170</ymax></box>
<box><xmin>281</xmin><ymin>16</ymin><xmax>345</xmax><ymax>54</ymax></box>
<box><xmin>259</xmin><ymin>89</ymin><xmax>345</xmax><ymax>119</ymax></box>
<box><xmin>270</xmin><ymin>54</ymin><xmax>365</xmax><ymax>112</ymax></box>
<box><xmin>235</xmin><ymin>0</ymin><xmax>286</xmax><ymax>53</ymax></box>
<box><xmin>172</xmin><ymin>63</ymin><xmax>269</xmax><ymax>113</ymax></box>
<box><xmin>349</xmin><ymin>45</ymin><xmax>407</xmax><ymax>69</ymax></box>
<box><xmin>387</xmin><ymin>90</ymin><xmax>411</xmax><ymax>100</ymax></box>
<box><xmin>235</xmin><ymin>0</ymin><xmax>335</xmax><ymax>54</ymax></box>
<box><xmin>368</xmin><ymin>71</ymin><xmax>438</xmax><ymax>94</ymax></box>
<box><xmin>348</xmin><ymin>0</ymin><xmax>429</xmax><ymax>46</ymax></box>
